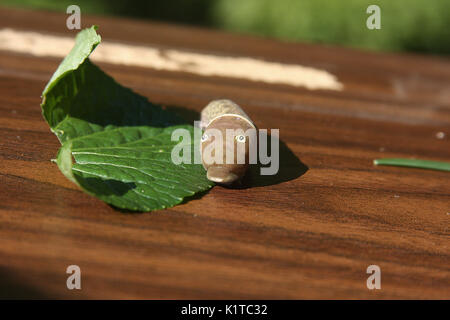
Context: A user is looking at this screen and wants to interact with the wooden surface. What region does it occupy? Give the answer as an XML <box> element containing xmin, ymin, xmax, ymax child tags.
<box><xmin>0</xmin><ymin>8</ymin><xmax>449</xmax><ymax>299</ymax></box>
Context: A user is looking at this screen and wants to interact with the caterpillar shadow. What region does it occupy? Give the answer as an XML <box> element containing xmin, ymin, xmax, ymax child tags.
<box><xmin>239</xmin><ymin>138</ymin><xmax>308</xmax><ymax>189</ymax></box>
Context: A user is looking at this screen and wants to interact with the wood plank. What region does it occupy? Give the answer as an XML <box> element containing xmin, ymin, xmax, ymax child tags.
<box><xmin>0</xmin><ymin>8</ymin><xmax>448</xmax><ymax>299</ymax></box>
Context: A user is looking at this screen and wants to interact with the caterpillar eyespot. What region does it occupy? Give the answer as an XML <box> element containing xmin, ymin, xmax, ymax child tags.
<box><xmin>235</xmin><ymin>135</ymin><xmax>246</xmax><ymax>143</ymax></box>
<box><xmin>201</xmin><ymin>133</ymin><xmax>208</xmax><ymax>142</ymax></box>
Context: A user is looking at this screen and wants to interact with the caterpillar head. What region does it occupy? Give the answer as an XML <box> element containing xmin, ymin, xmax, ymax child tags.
<box><xmin>201</xmin><ymin>115</ymin><xmax>254</xmax><ymax>185</ymax></box>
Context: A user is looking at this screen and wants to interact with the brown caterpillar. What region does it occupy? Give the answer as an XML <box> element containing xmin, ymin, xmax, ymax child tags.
<box><xmin>200</xmin><ymin>99</ymin><xmax>256</xmax><ymax>185</ymax></box>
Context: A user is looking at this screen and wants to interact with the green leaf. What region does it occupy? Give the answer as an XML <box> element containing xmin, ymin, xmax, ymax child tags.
<box><xmin>41</xmin><ymin>26</ymin><xmax>214</xmax><ymax>211</ymax></box>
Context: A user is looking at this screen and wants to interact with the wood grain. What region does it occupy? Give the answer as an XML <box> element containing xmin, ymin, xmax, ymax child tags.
<box><xmin>0</xmin><ymin>8</ymin><xmax>448</xmax><ymax>299</ymax></box>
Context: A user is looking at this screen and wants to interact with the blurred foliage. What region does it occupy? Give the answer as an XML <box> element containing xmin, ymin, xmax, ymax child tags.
<box><xmin>2</xmin><ymin>0</ymin><xmax>450</xmax><ymax>54</ymax></box>
<box><xmin>212</xmin><ymin>0</ymin><xmax>450</xmax><ymax>54</ymax></box>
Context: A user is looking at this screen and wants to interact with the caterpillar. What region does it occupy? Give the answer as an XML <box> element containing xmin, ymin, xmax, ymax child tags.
<box><xmin>200</xmin><ymin>99</ymin><xmax>256</xmax><ymax>185</ymax></box>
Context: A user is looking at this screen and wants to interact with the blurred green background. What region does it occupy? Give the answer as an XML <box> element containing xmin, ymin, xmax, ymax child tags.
<box><xmin>3</xmin><ymin>0</ymin><xmax>450</xmax><ymax>54</ymax></box>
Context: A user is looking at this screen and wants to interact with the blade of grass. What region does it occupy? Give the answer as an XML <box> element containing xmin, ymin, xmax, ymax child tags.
<box><xmin>373</xmin><ymin>158</ymin><xmax>450</xmax><ymax>172</ymax></box>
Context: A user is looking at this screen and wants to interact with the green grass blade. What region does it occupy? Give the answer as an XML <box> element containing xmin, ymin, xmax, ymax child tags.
<box><xmin>373</xmin><ymin>158</ymin><xmax>450</xmax><ymax>172</ymax></box>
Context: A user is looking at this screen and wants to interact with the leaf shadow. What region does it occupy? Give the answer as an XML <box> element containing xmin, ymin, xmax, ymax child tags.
<box><xmin>74</xmin><ymin>177</ymin><xmax>152</xmax><ymax>213</ymax></box>
<box><xmin>75</xmin><ymin>177</ymin><xmax>137</xmax><ymax>197</ymax></box>
<box><xmin>163</xmin><ymin>105</ymin><xmax>200</xmax><ymax>125</ymax></box>
<box><xmin>179</xmin><ymin>188</ymin><xmax>213</xmax><ymax>206</ymax></box>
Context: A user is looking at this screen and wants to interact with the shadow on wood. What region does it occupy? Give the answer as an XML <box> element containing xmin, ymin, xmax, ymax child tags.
<box><xmin>0</xmin><ymin>267</ymin><xmax>50</xmax><ymax>299</ymax></box>
<box><xmin>240</xmin><ymin>138</ymin><xmax>308</xmax><ymax>188</ymax></box>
